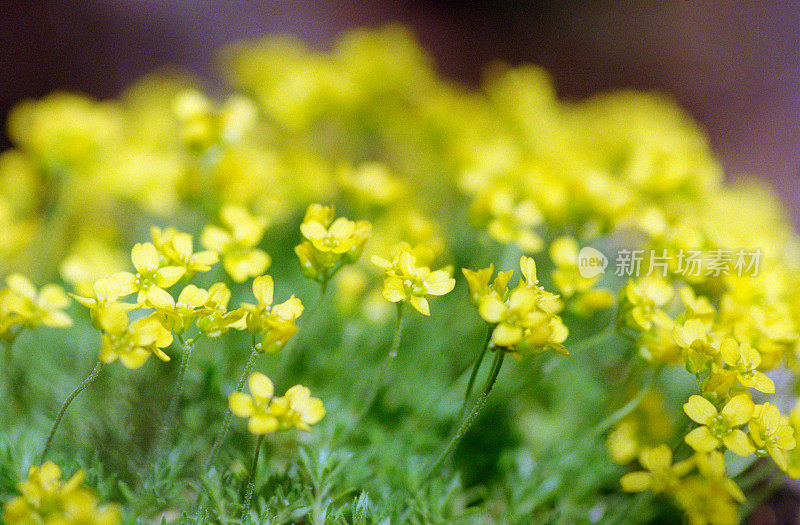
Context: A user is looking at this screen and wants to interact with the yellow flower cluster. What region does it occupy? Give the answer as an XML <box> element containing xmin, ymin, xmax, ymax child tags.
<box><xmin>69</xmin><ymin>222</ymin><xmax>296</xmax><ymax>368</ymax></box>
<box><xmin>621</xmin><ymin>446</ymin><xmax>744</xmax><ymax>525</ymax></box>
<box><xmin>0</xmin><ymin>274</ymin><xmax>71</xmax><ymax>343</ymax></box>
<box><xmin>296</xmin><ymin>204</ymin><xmax>371</xmax><ymax>286</ymax></box>
<box><xmin>463</xmin><ymin>257</ymin><xmax>568</xmax><ymax>357</ymax></box>
<box><xmin>229</xmin><ymin>372</ymin><xmax>325</xmax><ymax>435</ymax></box>
<box><xmin>372</xmin><ymin>249</ymin><xmax>455</xmax><ymax>316</ymax></box>
<box><xmin>3</xmin><ymin>462</ymin><xmax>120</xmax><ymax>524</ymax></box>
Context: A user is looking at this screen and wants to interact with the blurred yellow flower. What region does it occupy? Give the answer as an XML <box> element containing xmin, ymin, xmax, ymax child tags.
<box><xmin>201</xmin><ymin>205</ymin><xmax>271</xmax><ymax>283</ymax></box>
<box><xmin>230</xmin><ymin>372</ymin><xmax>325</xmax><ymax>434</ymax></box>
<box><xmin>3</xmin><ymin>462</ymin><xmax>120</xmax><ymax>525</ymax></box>
<box><xmin>241</xmin><ymin>275</ymin><xmax>304</xmax><ymax>354</ymax></box>
<box><xmin>97</xmin><ymin>304</ymin><xmax>173</xmax><ymax>369</ymax></box>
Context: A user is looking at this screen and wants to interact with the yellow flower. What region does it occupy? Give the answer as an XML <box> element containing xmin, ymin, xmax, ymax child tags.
<box><xmin>241</xmin><ymin>275</ymin><xmax>304</xmax><ymax>354</ymax></box>
<box><xmin>3</xmin><ymin>462</ymin><xmax>121</xmax><ymax>525</ymax></box>
<box><xmin>229</xmin><ymin>372</ymin><xmax>325</xmax><ymax>434</ymax></box>
<box><xmin>671</xmin><ymin>451</ymin><xmax>746</xmax><ymax>524</ymax></box>
<box><xmin>673</xmin><ymin>318</ymin><xmax>719</xmax><ymax>373</ymax></box>
<box><xmin>471</xmin><ymin>258</ymin><xmax>568</xmax><ymax>356</ymax></box>
<box><xmin>372</xmin><ymin>250</ymin><xmax>455</xmax><ymax>316</ymax></box>
<box><xmin>146</xmin><ymin>284</ymin><xmax>209</xmax><ymax>334</ymax></box>
<box><xmin>679</xmin><ymin>287</ymin><xmax>716</xmax><ymax>322</ymax></box>
<box><xmin>719</xmin><ymin>337</ymin><xmax>774</xmax><ymax>394</ymax></box>
<box><xmin>201</xmin><ymin>205</ymin><xmax>271</xmax><ymax>283</ymax></box>
<box><xmin>462</xmin><ymin>264</ymin><xmax>511</xmax><ymax>306</ymax></box>
<box><xmin>97</xmin><ymin>304</ymin><xmax>173</xmax><ymax>369</ymax></box>
<box><xmin>3</xmin><ymin>274</ymin><xmax>72</xmax><ymax>331</ymax></box>
<box><xmin>475</xmin><ymin>186</ymin><xmax>543</xmax><ymax>253</ymax></box>
<box><xmin>682</xmin><ymin>394</ymin><xmax>755</xmax><ymax>456</ymax></box>
<box><xmin>110</xmin><ymin>242</ymin><xmax>185</xmax><ymax>303</ymax></box>
<box><xmin>70</xmin><ymin>276</ymin><xmax>137</xmax><ymax>329</ymax></box>
<box><xmin>621</xmin><ymin>276</ymin><xmax>674</xmax><ymax>332</ymax></box>
<box><xmin>619</xmin><ymin>444</ymin><xmax>693</xmax><ymax>494</ymax></box>
<box><xmin>749</xmin><ymin>402</ymin><xmax>796</xmax><ymax>471</ymax></box>
<box><xmin>296</xmin><ymin>204</ymin><xmax>371</xmax><ymax>282</ymax></box>
<box><xmin>151</xmin><ymin>226</ymin><xmax>219</xmax><ymax>275</ymax></box>
<box><xmin>196</xmin><ymin>282</ymin><xmax>247</xmax><ymax>338</ymax></box>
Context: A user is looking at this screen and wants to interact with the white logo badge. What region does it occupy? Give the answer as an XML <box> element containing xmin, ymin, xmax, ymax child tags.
<box><xmin>578</xmin><ymin>247</ymin><xmax>608</xmax><ymax>278</ymax></box>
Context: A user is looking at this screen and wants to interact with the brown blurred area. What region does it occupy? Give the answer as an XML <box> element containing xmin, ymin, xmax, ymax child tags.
<box><xmin>1</xmin><ymin>0</ymin><xmax>798</xmax><ymax>226</ymax></box>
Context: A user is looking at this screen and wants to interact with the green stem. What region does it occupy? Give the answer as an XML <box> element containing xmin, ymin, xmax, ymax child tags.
<box><xmin>590</xmin><ymin>365</ymin><xmax>662</xmax><ymax>436</ymax></box>
<box><xmin>458</xmin><ymin>327</ymin><xmax>492</xmax><ymax>420</ymax></box>
<box><xmin>353</xmin><ymin>304</ymin><xmax>403</xmax><ymax>424</ymax></box>
<box><xmin>241</xmin><ymin>434</ymin><xmax>266</xmax><ymax>524</ymax></box>
<box><xmin>206</xmin><ymin>346</ymin><xmax>260</xmax><ymax>468</ymax></box>
<box><xmin>423</xmin><ymin>350</ymin><xmax>505</xmax><ymax>482</ymax></box>
<box><xmin>41</xmin><ymin>361</ymin><xmax>103</xmax><ymax>462</ymax></box>
<box><xmin>154</xmin><ymin>336</ymin><xmax>198</xmax><ymax>453</ymax></box>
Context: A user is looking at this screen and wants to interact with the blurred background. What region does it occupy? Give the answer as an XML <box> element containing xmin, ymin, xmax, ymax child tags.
<box><xmin>1</xmin><ymin>0</ymin><xmax>798</xmax><ymax>226</ymax></box>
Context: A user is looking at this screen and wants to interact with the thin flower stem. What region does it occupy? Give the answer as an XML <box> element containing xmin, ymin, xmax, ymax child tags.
<box><xmin>458</xmin><ymin>327</ymin><xmax>493</xmax><ymax>420</ymax></box>
<box><xmin>206</xmin><ymin>346</ymin><xmax>260</xmax><ymax>468</ymax></box>
<box><xmin>41</xmin><ymin>361</ymin><xmax>103</xmax><ymax>462</ymax></box>
<box><xmin>423</xmin><ymin>350</ymin><xmax>505</xmax><ymax>482</ymax></box>
<box><xmin>590</xmin><ymin>365</ymin><xmax>663</xmax><ymax>436</ymax></box>
<box><xmin>154</xmin><ymin>335</ymin><xmax>198</xmax><ymax>453</ymax></box>
<box><xmin>353</xmin><ymin>304</ymin><xmax>403</xmax><ymax>425</ymax></box>
<box><xmin>240</xmin><ymin>434</ymin><xmax>266</xmax><ymax>524</ymax></box>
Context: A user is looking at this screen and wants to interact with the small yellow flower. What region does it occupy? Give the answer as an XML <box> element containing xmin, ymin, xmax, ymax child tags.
<box><xmin>70</xmin><ymin>276</ymin><xmax>137</xmax><ymax>328</ymax></box>
<box><xmin>229</xmin><ymin>372</ymin><xmax>325</xmax><ymax>434</ymax></box>
<box><xmin>3</xmin><ymin>274</ymin><xmax>72</xmax><ymax>331</ymax></box>
<box><xmin>621</xmin><ymin>275</ymin><xmax>674</xmax><ymax>332</ymax></box>
<box><xmin>97</xmin><ymin>304</ymin><xmax>173</xmax><ymax>369</ymax></box>
<box><xmin>619</xmin><ymin>444</ymin><xmax>693</xmax><ymax>494</ymax></box>
<box><xmin>683</xmin><ymin>394</ymin><xmax>755</xmax><ymax>456</ymax></box>
<box><xmin>372</xmin><ymin>250</ymin><xmax>455</xmax><ymax>316</ymax></box>
<box><xmin>110</xmin><ymin>242</ymin><xmax>185</xmax><ymax>303</ymax></box>
<box><xmin>679</xmin><ymin>287</ymin><xmax>716</xmax><ymax>322</ymax></box>
<box><xmin>241</xmin><ymin>275</ymin><xmax>304</xmax><ymax>354</ymax></box>
<box><xmin>719</xmin><ymin>337</ymin><xmax>774</xmax><ymax>394</ymax></box>
<box><xmin>196</xmin><ymin>282</ymin><xmax>247</xmax><ymax>338</ymax></box>
<box><xmin>201</xmin><ymin>205</ymin><xmax>271</xmax><ymax>283</ymax></box>
<box><xmin>470</xmin><ymin>258</ymin><xmax>568</xmax><ymax>356</ymax></box>
<box><xmin>151</xmin><ymin>226</ymin><xmax>219</xmax><ymax>275</ymax></box>
<box><xmin>462</xmin><ymin>264</ymin><xmax>512</xmax><ymax>307</ymax></box>
<box><xmin>3</xmin><ymin>462</ymin><xmax>120</xmax><ymax>525</ymax></box>
<box><xmin>146</xmin><ymin>284</ymin><xmax>209</xmax><ymax>334</ymax></box>
<box><xmin>296</xmin><ymin>204</ymin><xmax>371</xmax><ymax>283</ymax></box>
<box><xmin>749</xmin><ymin>402</ymin><xmax>796</xmax><ymax>471</ymax></box>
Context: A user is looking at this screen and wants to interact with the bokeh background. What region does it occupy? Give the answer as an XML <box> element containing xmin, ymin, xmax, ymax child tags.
<box><xmin>1</xmin><ymin>0</ymin><xmax>798</xmax><ymax>225</ymax></box>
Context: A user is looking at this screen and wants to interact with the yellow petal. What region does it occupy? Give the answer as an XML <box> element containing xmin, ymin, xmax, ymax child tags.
<box><xmin>684</xmin><ymin>426</ymin><xmax>719</xmax><ymax>452</ymax></box>
<box><xmin>119</xmin><ymin>348</ymin><xmax>151</xmax><ymax>369</ymax></box>
<box><xmin>721</xmin><ymin>394</ymin><xmax>754</xmax><ymax>426</ymax></box>
<box><xmin>381</xmin><ymin>277</ymin><xmax>405</xmax><ymax>303</ymax></box>
<box><xmin>248</xmin><ymin>372</ymin><xmax>274</xmax><ymax>400</ymax></box>
<box><xmin>409</xmin><ymin>295</ymin><xmax>430</xmax><ymax>316</ymax></box>
<box><xmin>146</xmin><ymin>286</ymin><xmax>175</xmax><ymax>310</ymax></box>
<box><xmin>722</xmin><ymin>429</ymin><xmax>755</xmax><ymax>456</ymax></box>
<box><xmin>248</xmin><ymin>414</ymin><xmax>279</xmax><ymax>435</ymax></box>
<box><xmin>156</xmin><ymin>266</ymin><xmax>186</xmax><ymax>287</ymax></box>
<box><xmin>229</xmin><ymin>392</ymin><xmax>254</xmax><ymax>417</ymax></box>
<box><xmin>683</xmin><ymin>395</ymin><xmax>718</xmax><ymax>425</ymax></box>
<box><xmin>300</xmin><ymin>221</ymin><xmax>327</xmax><ymax>241</ymax></box>
<box><xmin>492</xmin><ymin>323</ymin><xmax>523</xmax><ymax>347</ymax></box>
<box><xmin>425</xmin><ymin>271</ymin><xmax>455</xmax><ymax>296</ymax></box>
<box><xmin>620</xmin><ymin>471</ymin><xmax>651</xmax><ymax>492</ymax></box>
<box><xmin>200</xmin><ymin>226</ymin><xmax>231</xmax><ymax>252</ymax></box>
<box><xmin>132</xmin><ymin>243</ymin><xmax>159</xmax><ymax>272</ymax></box>
<box><xmin>252</xmin><ymin>275</ymin><xmax>274</xmax><ymax>306</ymax></box>
<box><xmin>478</xmin><ymin>295</ymin><xmax>506</xmax><ymax>324</ymax></box>
<box><xmin>178</xmin><ymin>284</ymin><xmax>209</xmax><ymax>307</ymax></box>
